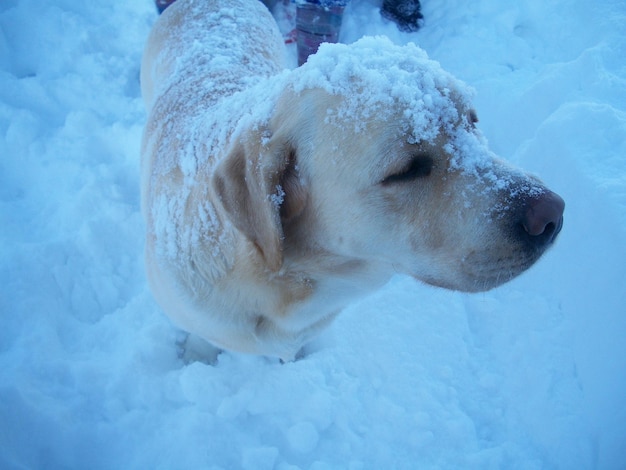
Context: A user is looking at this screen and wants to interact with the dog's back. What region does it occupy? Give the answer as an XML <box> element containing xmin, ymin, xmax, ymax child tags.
<box><xmin>141</xmin><ymin>0</ymin><xmax>285</xmax><ymax>112</ymax></box>
<box><xmin>139</xmin><ymin>0</ymin><xmax>287</xmax><ymax>248</ymax></box>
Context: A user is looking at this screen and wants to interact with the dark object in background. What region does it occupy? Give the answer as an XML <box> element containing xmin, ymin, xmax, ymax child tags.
<box><xmin>296</xmin><ymin>2</ymin><xmax>347</xmax><ymax>66</ymax></box>
<box><xmin>380</xmin><ymin>0</ymin><xmax>423</xmax><ymax>32</ymax></box>
<box><xmin>155</xmin><ymin>0</ymin><xmax>177</xmax><ymax>14</ymax></box>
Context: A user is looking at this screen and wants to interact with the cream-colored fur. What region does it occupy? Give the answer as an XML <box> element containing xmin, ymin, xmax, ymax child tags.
<box><xmin>141</xmin><ymin>0</ymin><xmax>562</xmax><ymax>360</ymax></box>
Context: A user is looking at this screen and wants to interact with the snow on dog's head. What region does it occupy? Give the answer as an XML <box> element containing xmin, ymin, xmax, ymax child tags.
<box><xmin>295</xmin><ymin>37</ymin><xmax>471</xmax><ymax>143</ymax></box>
<box><xmin>256</xmin><ymin>37</ymin><xmax>565</xmax><ymax>292</ymax></box>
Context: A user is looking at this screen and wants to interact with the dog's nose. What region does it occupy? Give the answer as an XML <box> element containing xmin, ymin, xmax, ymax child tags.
<box><xmin>521</xmin><ymin>190</ymin><xmax>565</xmax><ymax>245</ymax></box>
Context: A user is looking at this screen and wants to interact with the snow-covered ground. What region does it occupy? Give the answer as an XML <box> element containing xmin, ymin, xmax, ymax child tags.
<box><xmin>1</xmin><ymin>0</ymin><xmax>625</xmax><ymax>468</ymax></box>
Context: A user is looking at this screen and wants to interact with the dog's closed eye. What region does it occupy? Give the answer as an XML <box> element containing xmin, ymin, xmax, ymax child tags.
<box><xmin>382</xmin><ymin>154</ymin><xmax>434</xmax><ymax>185</ymax></box>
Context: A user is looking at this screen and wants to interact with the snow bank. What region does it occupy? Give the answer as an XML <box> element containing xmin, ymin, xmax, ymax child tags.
<box><xmin>1</xmin><ymin>0</ymin><xmax>624</xmax><ymax>468</ymax></box>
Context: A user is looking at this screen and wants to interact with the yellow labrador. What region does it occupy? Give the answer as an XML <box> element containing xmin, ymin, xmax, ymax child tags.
<box><xmin>141</xmin><ymin>0</ymin><xmax>564</xmax><ymax>360</ymax></box>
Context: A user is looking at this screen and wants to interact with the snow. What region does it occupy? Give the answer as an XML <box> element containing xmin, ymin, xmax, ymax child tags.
<box><xmin>1</xmin><ymin>0</ymin><xmax>624</xmax><ymax>468</ymax></box>
<box><xmin>296</xmin><ymin>37</ymin><xmax>473</xmax><ymax>145</ymax></box>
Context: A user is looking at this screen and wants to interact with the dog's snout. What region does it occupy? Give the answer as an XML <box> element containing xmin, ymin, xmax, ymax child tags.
<box><xmin>520</xmin><ymin>190</ymin><xmax>565</xmax><ymax>246</ymax></box>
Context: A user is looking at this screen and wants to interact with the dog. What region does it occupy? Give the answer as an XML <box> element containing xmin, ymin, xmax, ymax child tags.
<box><xmin>140</xmin><ymin>0</ymin><xmax>564</xmax><ymax>361</ymax></box>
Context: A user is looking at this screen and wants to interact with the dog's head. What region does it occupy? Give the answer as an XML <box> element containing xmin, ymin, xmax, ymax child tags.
<box><xmin>213</xmin><ymin>38</ymin><xmax>564</xmax><ymax>292</ymax></box>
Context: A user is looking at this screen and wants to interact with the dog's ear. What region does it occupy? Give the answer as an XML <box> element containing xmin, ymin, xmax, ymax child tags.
<box><xmin>212</xmin><ymin>129</ymin><xmax>306</xmax><ymax>271</ymax></box>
